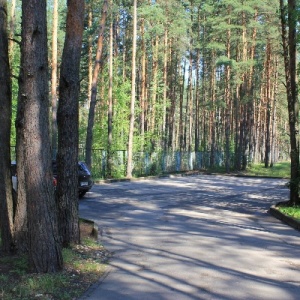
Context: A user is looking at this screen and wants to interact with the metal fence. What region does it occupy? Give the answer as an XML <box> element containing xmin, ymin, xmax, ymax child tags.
<box><xmin>11</xmin><ymin>146</ymin><xmax>289</xmax><ymax>179</ymax></box>
<box><xmin>78</xmin><ymin>149</ymin><xmax>231</xmax><ymax>179</ymax></box>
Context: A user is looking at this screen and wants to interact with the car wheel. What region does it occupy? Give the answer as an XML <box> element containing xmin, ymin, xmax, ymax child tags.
<box><xmin>79</xmin><ymin>191</ymin><xmax>87</xmax><ymax>198</ymax></box>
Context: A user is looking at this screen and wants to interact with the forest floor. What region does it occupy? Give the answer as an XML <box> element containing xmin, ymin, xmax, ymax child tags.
<box><xmin>0</xmin><ymin>221</ymin><xmax>111</xmax><ymax>300</ymax></box>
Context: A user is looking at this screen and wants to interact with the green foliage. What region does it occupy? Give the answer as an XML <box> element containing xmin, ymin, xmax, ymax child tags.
<box><xmin>216</xmin><ymin>56</ymin><xmax>233</xmax><ymax>67</ymax></box>
<box><xmin>246</xmin><ymin>162</ymin><xmax>291</xmax><ymax>178</ymax></box>
<box><xmin>0</xmin><ymin>241</ymin><xmax>108</xmax><ymax>300</ymax></box>
<box><xmin>277</xmin><ymin>205</ymin><xmax>300</xmax><ymax>220</ymax></box>
<box><xmin>91</xmin><ymin>74</ymin><xmax>131</xmax><ymax>151</ymax></box>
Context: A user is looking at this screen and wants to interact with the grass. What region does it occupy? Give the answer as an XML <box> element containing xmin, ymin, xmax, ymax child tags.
<box><xmin>92</xmin><ymin>161</ymin><xmax>291</xmax><ymax>181</ymax></box>
<box><xmin>0</xmin><ymin>222</ymin><xmax>111</xmax><ymax>300</ymax></box>
<box><xmin>200</xmin><ymin>161</ymin><xmax>290</xmax><ymax>178</ymax></box>
<box><xmin>242</xmin><ymin>161</ymin><xmax>290</xmax><ymax>178</ymax></box>
<box><xmin>277</xmin><ymin>205</ymin><xmax>300</xmax><ymax>221</ymax></box>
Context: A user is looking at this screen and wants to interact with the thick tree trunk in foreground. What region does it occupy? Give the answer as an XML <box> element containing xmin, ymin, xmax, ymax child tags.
<box><xmin>280</xmin><ymin>0</ymin><xmax>299</xmax><ymax>205</ymax></box>
<box><xmin>20</xmin><ymin>0</ymin><xmax>62</xmax><ymax>272</ymax></box>
<box><xmin>57</xmin><ymin>0</ymin><xmax>85</xmax><ymax>247</ymax></box>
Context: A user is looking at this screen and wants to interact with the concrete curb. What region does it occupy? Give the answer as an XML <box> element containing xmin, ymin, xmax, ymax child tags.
<box><xmin>94</xmin><ymin>171</ymin><xmax>204</xmax><ymax>184</ymax></box>
<box><xmin>78</xmin><ymin>266</ymin><xmax>112</xmax><ymax>300</ymax></box>
<box><xmin>269</xmin><ymin>205</ymin><xmax>300</xmax><ymax>232</ymax></box>
<box><xmin>79</xmin><ymin>217</ymin><xmax>98</xmax><ymax>239</ymax></box>
<box><xmin>93</xmin><ymin>171</ymin><xmax>287</xmax><ymax>185</ymax></box>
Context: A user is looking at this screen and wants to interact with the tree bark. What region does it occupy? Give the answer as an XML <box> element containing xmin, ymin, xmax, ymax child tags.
<box><xmin>57</xmin><ymin>0</ymin><xmax>85</xmax><ymax>247</ymax></box>
<box><xmin>87</xmin><ymin>1</ymin><xmax>93</xmax><ymax>109</ymax></box>
<box><xmin>179</xmin><ymin>62</ymin><xmax>186</xmax><ymax>153</ymax></box>
<box><xmin>225</xmin><ymin>11</ymin><xmax>231</xmax><ymax>173</ymax></box>
<box><xmin>140</xmin><ymin>18</ymin><xmax>146</xmax><ymax>148</ymax></box>
<box><xmin>107</xmin><ymin>16</ymin><xmax>113</xmax><ymax>178</ymax></box>
<box><xmin>264</xmin><ymin>40</ymin><xmax>272</xmax><ymax>168</ymax></box>
<box><xmin>150</xmin><ymin>36</ymin><xmax>158</xmax><ymax>137</ymax></box>
<box><xmin>14</xmin><ymin>78</ymin><xmax>28</xmax><ymax>253</ymax></box>
<box><xmin>85</xmin><ymin>0</ymin><xmax>108</xmax><ymax>169</ymax></box>
<box><xmin>209</xmin><ymin>51</ymin><xmax>216</xmax><ymax>167</ymax></box>
<box><xmin>51</xmin><ymin>0</ymin><xmax>58</xmax><ymax>158</ymax></box>
<box><xmin>0</xmin><ymin>0</ymin><xmax>14</xmax><ymax>253</ymax></box>
<box><xmin>126</xmin><ymin>0</ymin><xmax>137</xmax><ymax>178</ymax></box>
<box><xmin>162</xmin><ymin>28</ymin><xmax>168</xmax><ymax>150</ymax></box>
<box><xmin>20</xmin><ymin>0</ymin><xmax>62</xmax><ymax>272</ymax></box>
<box><xmin>280</xmin><ymin>0</ymin><xmax>299</xmax><ymax>205</ymax></box>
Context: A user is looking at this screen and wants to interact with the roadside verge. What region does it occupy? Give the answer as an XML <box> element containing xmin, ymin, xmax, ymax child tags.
<box><xmin>269</xmin><ymin>204</ymin><xmax>300</xmax><ymax>232</ymax></box>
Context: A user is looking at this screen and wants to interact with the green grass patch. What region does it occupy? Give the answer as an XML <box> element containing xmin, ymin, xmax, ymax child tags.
<box><xmin>245</xmin><ymin>162</ymin><xmax>290</xmax><ymax>178</ymax></box>
<box><xmin>277</xmin><ymin>205</ymin><xmax>300</xmax><ymax>220</ymax></box>
<box><xmin>0</xmin><ymin>232</ymin><xmax>110</xmax><ymax>300</ymax></box>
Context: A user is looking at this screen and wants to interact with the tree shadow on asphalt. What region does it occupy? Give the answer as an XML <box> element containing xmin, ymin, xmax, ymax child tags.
<box><xmin>80</xmin><ymin>175</ymin><xmax>300</xmax><ymax>300</ymax></box>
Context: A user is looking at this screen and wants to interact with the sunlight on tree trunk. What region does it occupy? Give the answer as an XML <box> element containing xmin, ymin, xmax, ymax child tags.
<box><xmin>126</xmin><ymin>0</ymin><xmax>137</xmax><ymax>178</ymax></box>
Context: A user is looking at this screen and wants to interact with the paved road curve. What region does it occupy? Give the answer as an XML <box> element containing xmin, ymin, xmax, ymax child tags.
<box><xmin>79</xmin><ymin>175</ymin><xmax>300</xmax><ymax>300</ymax></box>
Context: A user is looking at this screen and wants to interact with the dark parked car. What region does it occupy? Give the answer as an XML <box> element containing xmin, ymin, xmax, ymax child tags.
<box><xmin>77</xmin><ymin>161</ymin><xmax>94</xmax><ymax>198</ymax></box>
<box><xmin>11</xmin><ymin>161</ymin><xmax>93</xmax><ymax>198</ymax></box>
<box><xmin>52</xmin><ymin>161</ymin><xmax>94</xmax><ymax>198</ymax></box>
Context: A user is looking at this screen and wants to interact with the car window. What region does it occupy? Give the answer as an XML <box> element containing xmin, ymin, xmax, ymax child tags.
<box><xmin>78</xmin><ymin>162</ymin><xmax>90</xmax><ymax>173</ymax></box>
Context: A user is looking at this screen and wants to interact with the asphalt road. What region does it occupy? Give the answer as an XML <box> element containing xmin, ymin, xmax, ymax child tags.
<box><xmin>79</xmin><ymin>174</ymin><xmax>300</xmax><ymax>300</ymax></box>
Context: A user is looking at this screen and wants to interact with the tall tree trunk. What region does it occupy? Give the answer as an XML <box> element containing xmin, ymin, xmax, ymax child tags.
<box><xmin>225</xmin><ymin>12</ymin><xmax>231</xmax><ymax>173</ymax></box>
<box><xmin>0</xmin><ymin>0</ymin><xmax>14</xmax><ymax>253</ymax></box>
<box><xmin>240</xmin><ymin>10</ymin><xmax>250</xmax><ymax>171</ymax></box>
<box><xmin>162</xmin><ymin>28</ymin><xmax>168</xmax><ymax>150</ymax></box>
<box><xmin>271</xmin><ymin>56</ymin><xmax>279</xmax><ymax>166</ymax></box>
<box><xmin>107</xmin><ymin>17</ymin><xmax>113</xmax><ymax>178</ymax></box>
<box><xmin>188</xmin><ymin>49</ymin><xmax>194</xmax><ymax>154</ymax></box>
<box><xmin>126</xmin><ymin>0</ymin><xmax>137</xmax><ymax>178</ymax></box>
<box><xmin>209</xmin><ymin>52</ymin><xmax>216</xmax><ymax>167</ymax></box>
<box><xmin>57</xmin><ymin>0</ymin><xmax>85</xmax><ymax>247</ymax></box>
<box><xmin>246</xmin><ymin>10</ymin><xmax>258</xmax><ymax>166</ymax></box>
<box><xmin>167</xmin><ymin>45</ymin><xmax>177</xmax><ymax>151</ymax></box>
<box><xmin>280</xmin><ymin>0</ymin><xmax>299</xmax><ymax>205</ymax></box>
<box><xmin>20</xmin><ymin>0</ymin><xmax>62</xmax><ymax>272</ymax></box>
<box><xmin>179</xmin><ymin>62</ymin><xmax>185</xmax><ymax>153</ymax></box>
<box><xmin>14</xmin><ymin>82</ymin><xmax>28</xmax><ymax>253</ymax></box>
<box><xmin>234</xmin><ymin>86</ymin><xmax>242</xmax><ymax>170</ymax></box>
<box><xmin>194</xmin><ymin>48</ymin><xmax>200</xmax><ymax>152</ymax></box>
<box><xmin>140</xmin><ymin>18</ymin><xmax>146</xmax><ymax>148</ymax></box>
<box><xmin>150</xmin><ymin>36</ymin><xmax>159</xmax><ymax>140</ymax></box>
<box><xmin>87</xmin><ymin>1</ymin><xmax>93</xmax><ymax>109</ymax></box>
<box><xmin>85</xmin><ymin>0</ymin><xmax>108</xmax><ymax>169</ymax></box>
<box><xmin>264</xmin><ymin>41</ymin><xmax>271</xmax><ymax>168</ymax></box>
<box><xmin>51</xmin><ymin>0</ymin><xmax>58</xmax><ymax>158</ymax></box>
